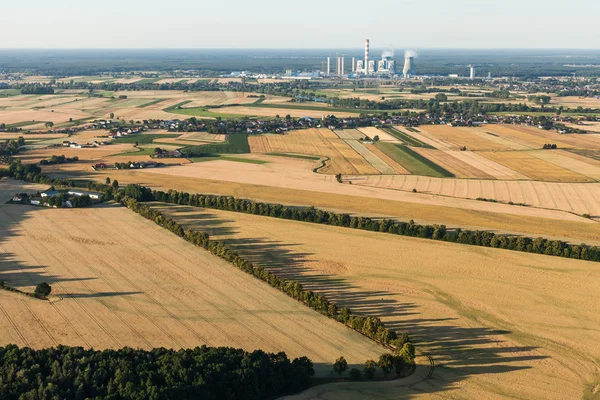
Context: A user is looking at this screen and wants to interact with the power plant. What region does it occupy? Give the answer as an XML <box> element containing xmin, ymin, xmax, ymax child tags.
<box><xmin>329</xmin><ymin>39</ymin><xmax>413</xmax><ymax>78</ymax></box>
<box><xmin>403</xmin><ymin>50</ymin><xmax>417</xmax><ymax>78</ymax></box>
<box><xmin>469</xmin><ymin>64</ymin><xmax>476</xmax><ymax>80</ymax></box>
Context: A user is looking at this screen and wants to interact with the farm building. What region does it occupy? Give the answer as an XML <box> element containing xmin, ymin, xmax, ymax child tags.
<box><xmin>67</xmin><ymin>190</ymin><xmax>103</xmax><ymax>201</ymax></box>
<box><xmin>41</xmin><ymin>191</ymin><xmax>60</xmax><ymax>198</ymax></box>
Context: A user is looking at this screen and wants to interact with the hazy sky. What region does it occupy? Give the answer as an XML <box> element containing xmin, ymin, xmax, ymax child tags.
<box><xmin>3</xmin><ymin>0</ymin><xmax>599</xmax><ymax>49</ymax></box>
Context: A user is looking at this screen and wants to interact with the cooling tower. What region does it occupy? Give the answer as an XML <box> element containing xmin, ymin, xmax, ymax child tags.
<box><xmin>403</xmin><ymin>56</ymin><xmax>414</xmax><ymax>78</ymax></box>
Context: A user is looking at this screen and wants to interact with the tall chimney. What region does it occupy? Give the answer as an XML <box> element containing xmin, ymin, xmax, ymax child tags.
<box><xmin>337</xmin><ymin>57</ymin><xmax>341</xmax><ymax>75</ymax></box>
<box><xmin>341</xmin><ymin>56</ymin><xmax>345</xmax><ymax>75</ymax></box>
<box><xmin>352</xmin><ymin>57</ymin><xmax>356</xmax><ymax>72</ymax></box>
<box><xmin>365</xmin><ymin>39</ymin><xmax>370</xmax><ymax>75</ymax></box>
<box><xmin>327</xmin><ymin>57</ymin><xmax>331</xmax><ymax>76</ymax></box>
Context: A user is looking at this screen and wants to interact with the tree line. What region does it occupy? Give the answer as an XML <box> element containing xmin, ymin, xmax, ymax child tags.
<box><xmin>144</xmin><ymin>187</ymin><xmax>600</xmax><ymax>263</ymax></box>
<box><xmin>121</xmin><ymin>192</ymin><xmax>402</xmax><ymax>348</ymax></box>
<box><xmin>0</xmin><ymin>344</ymin><xmax>314</xmax><ymax>400</ymax></box>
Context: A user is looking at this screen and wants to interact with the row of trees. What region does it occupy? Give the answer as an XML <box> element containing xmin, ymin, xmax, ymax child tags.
<box><xmin>19</xmin><ymin>85</ymin><xmax>55</xmax><ymax>94</ymax></box>
<box><xmin>122</xmin><ymin>193</ymin><xmax>400</xmax><ymax>347</ymax></box>
<box><xmin>39</xmin><ymin>154</ymin><xmax>79</xmax><ymax>165</ymax></box>
<box><xmin>0</xmin><ymin>345</ymin><xmax>314</xmax><ymax>399</ymax></box>
<box><xmin>0</xmin><ymin>137</ymin><xmax>25</xmax><ymax>159</ymax></box>
<box><xmin>146</xmin><ymin>188</ymin><xmax>600</xmax><ymax>263</ymax></box>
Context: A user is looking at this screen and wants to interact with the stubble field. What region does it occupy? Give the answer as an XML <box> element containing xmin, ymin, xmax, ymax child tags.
<box><xmin>0</xmin><ymin>204</ymin><xmax>384</xmax><ymax>376</ymax></box>
<box><xmin>151</xmin><ymin>204</ymin><xmax>600</xmax><ymax>400</ymax></box>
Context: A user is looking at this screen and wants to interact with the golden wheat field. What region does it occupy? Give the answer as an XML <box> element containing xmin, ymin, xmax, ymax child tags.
<box><xmin>348</xmin><ymin>173</ymin><xmax>600</xmax><ymax>217</ymax></box>
<box><xmin>411</xmin><ymin>148</ymin><xmax>495</xmax><ymax>179</ymax></box>
<box><xmin>248</xmin><ymin>128</ymin><xmax>378</xmax><ymax>174</ymax></box>
<box><xmin>0</xmin><ymin>203</ymin><xmax>385</xmax><ymax>376</ymax></box>
<box><xmin>152</xmin><ymin>204</ymin><xmax>600</xmax><ymax>400</ymax></box>
<box><xmin>417</xmin><ymin>125</ymin><xmax>509</xmax><ymax>151</ymax></box>
<box><xmin>480</xmin><ymin>151</ymin><xmax>593</xmax><ymax>182</ymax></box>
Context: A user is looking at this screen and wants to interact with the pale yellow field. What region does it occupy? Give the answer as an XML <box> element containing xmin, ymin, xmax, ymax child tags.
<box><xmin>412</xmin><ymin>148</ymin><xmax>494</xmax><ymax>179</ymax></box>
<box><xmin>357</xmin><ymin>127</ymin><xmax>402</xmax><ymax>143</ymax></box>
<box><xmin>394</xmin><ymin>127</ymin><xmax>450</xmax><ymax>149</ymax></box>
<box><xmin>502</xmin><ymin>124</ymin><xmax>600</xmax><ymax>150</ymax></box>
<box><xmin>483</xmin><ymin>124</ymin><xmax>574</xmax><ymax>149</ymax></box>
<box><xmin>445</xmin><ymin>150</ymin><xmax>528</xmax><ymax>180</ymax></box>
<box><xmin>334</xmin><ymin>129</ymin><xmax>366</xmax><ymax>140</ymax></box>
<box><xmin>154</xmin><ymin>204</ymin><xmax>600</xmax><ymax>400</ymax></box>
<box><xmin>0</xmin><ymin>204</ymin><xmax>384</xmax><ymax>376</ymax></box>
<box><xmin>530</xmin><ymin>150</ymin><xmax>600</xmax><ymax>180</ymax></box>
<box><xmin>480</xmin><ymin>151</ymin><xmax>594</xmax><ymax>182</ymax></box>
<box><xmin>418</xmin><ymin>125</ymin><xmax>510</xmax><ymax>151</ymax></box>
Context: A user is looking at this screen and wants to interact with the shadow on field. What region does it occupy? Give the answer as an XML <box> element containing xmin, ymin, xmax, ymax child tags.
<box><xmin>62</xmin><ymin>291</ymin><xmax>143</xmax><ymax>299</ymax></box>
<box><xmin>0</xmin><ymin>202</ymin><xmax>136</xmax><ymax>298</ymax></box>
<box><xmin>166</xmin><ymin>205</ymin><xmax>548</xmax><ymax>397</ymax></box>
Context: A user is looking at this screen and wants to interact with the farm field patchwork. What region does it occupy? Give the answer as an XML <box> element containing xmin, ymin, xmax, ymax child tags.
<box><xmin>0</xmin><ymin>204</ymin><xmax>384</xmax><ymax>376</ymax></box>
<box><xmin>412</xmin><ymin>148</ymin><xmax>495</xmax><ymax>179</ymax></box>
<box><xmin>151</xmin><ymin>204</ymin><xmax>600</xmax><ymax>400</ymax></box>
<box><xmin>248</xmin><ymin>129</ymin><xmax>377</xmax><ymax>174</ymax></box>
<box><xmin>375</xmin><ymin>143</ymin><xmax>453</xmax><ymax>178</ymax></box>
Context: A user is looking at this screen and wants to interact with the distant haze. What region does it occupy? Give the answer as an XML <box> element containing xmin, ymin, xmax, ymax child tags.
<box><xmin>3</xmin><ymin>0</ymin><xmax>600</xmax><ymax>49</ymax></box>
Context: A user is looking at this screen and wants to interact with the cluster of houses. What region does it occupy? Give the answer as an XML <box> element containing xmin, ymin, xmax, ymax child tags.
<box><xmin>93</xmin><ymin>160</ymin><xmax>164</xmax><ymax>170</ymax></box>
<box><xmin>11</xmin><ymin>189</ymin><xmax>103</xmax><ymax>208</ymax></box>
<box><xmin>61</xmin><ymin>140</ymin><xmax>110</xmax><ymax>149</ymax></box>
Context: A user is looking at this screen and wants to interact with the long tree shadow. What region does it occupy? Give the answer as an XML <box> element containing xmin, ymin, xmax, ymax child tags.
<box><xmin>175</xmin><ymin>206</ymin><xmax>549</xmax><ymax>397</ymax></box>
<box><xmin>0</xmin><ymin>199</ymin><xmax>140</xmax><ymax>298</ymax></box>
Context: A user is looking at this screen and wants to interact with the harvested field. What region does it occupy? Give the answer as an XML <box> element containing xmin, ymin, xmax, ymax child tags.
<box><xmin>447</xmin><ymin>151</ymin><xmax>528</xmax><ymax>180</ymax></box>
<box><xmin>0</xmin><ymin>204</ymin><xmax>384</xmax><ymax>375</ymax></box>
<box><xmin>480</xmin><ymin>151</ymin><xmax>593</xmax><ymax>182</ymax></box>
<box><xmin>418</xmin><ymin>125</ymin><xmax>509</xmax><ymax>151</ymax></box>
<box><xmin>357</xmin><ymin>127</ymin><xmax>401</xmax><ymax>143</ymax></box>
<box><xmin>501</xmin><ymin>124</ymin><xmax>600</xmax><ymax>150</ymax></box>
<box><xmin>334</xmin><ymin>129</ymin><xmax>366</xmax><ymax>140</ymax></box>
<box><xmin>248</xmin><ymin>129</ymin><xmax>377</xmax><ymax>175</ymax></box>
<box><xmin>343</xmin><ymin>139</ymin><xmax>394</xmax><ymax>174</ymax></box>
<box><xmin>412</xmin><ymin>148</ymin><xmax>495</xmax><ymax>179</ymax></box>
<box><xmin>348</xmin><ymin>173</ymin><xmax>600</xmax><ymax>217</ymax></box>
<box><xmin>155</xmin><ymin>204</ymin><xmax>600</xmax><ymax>400</ymax></box>
<box><xmin>364</xmin><ymin>144</ymin><xmax>409</xmax><ymax>174</ymax></box>
<box><xmin>395</xmin><ymin>126</ymin><xmax>450</xmax><ymax>149</ymax></box>
<box><xmin>530</xmin><ymin>150</ymin><xmax>600</xmax><ymax>180</ymax></box>
<box><xmin>375</xmin><ymin>143</ymin><xmax>453</xmax><ymax>178</ymax></box>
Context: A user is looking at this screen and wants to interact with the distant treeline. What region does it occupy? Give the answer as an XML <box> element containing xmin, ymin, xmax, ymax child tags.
<box><xmin>0</xmin><ymin>345</ymin><xmax>314</xmax><ymax>400</ymax></box>
<box><xmin>121</xmin><ymin>187</ymin><xmax>402</xmax><ymax>348</ymax></box>
<box><xmin>144</xmin><ymin>188</ymin><xmax>600</xmax><ymax>263</ymax></box>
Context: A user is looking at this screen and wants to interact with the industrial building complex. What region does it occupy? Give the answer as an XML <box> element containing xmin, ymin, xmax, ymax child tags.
<box><xmin>325</xmin><ymin>39</ymin><xmax>416</xmax><ymax>79</ymax></box>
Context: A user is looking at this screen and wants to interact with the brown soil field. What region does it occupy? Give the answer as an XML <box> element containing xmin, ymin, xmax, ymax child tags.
<box><xmin>85</xmin><ymin>165</ymin><xmax>600</xmax><ymax>245</ymax></box>
<box><xmin>480</xmin><ymin>151</ymin><xmax>594</xmax><ymax>182</ymax></box>
<box><xmin>0</xmin><ymin>204</ymin><xmax>384</xmax><ymax>376</ymax></box>
<box><xmin>154</xmin><ymin>204</ymin><xmax>600</xmax><ymax>400</ymax></box>
<box><xmin>412</xmin><ymin>148</ymin><xmax>495</xmax><ymax>179</ymax></box>
<box><xmin>446</xmin><ymin>151</ymin><xmax>528</xmax><ymax>180</ymax></box>
<box><xmin>418</xmin><ymin>125</ymin><xmax>510</xmax><ymax>151</ymax></box>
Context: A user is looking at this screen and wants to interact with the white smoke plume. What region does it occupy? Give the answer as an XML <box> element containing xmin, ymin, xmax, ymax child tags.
<box><xmin>404</xmin><ymin>49</ymin><xmax>419</xmax><ymax>58</ymax></box>
<box><xmin>382</xmin><ymin>47</ymin><xmax>395</xmax><ymax>59</ymax></box>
